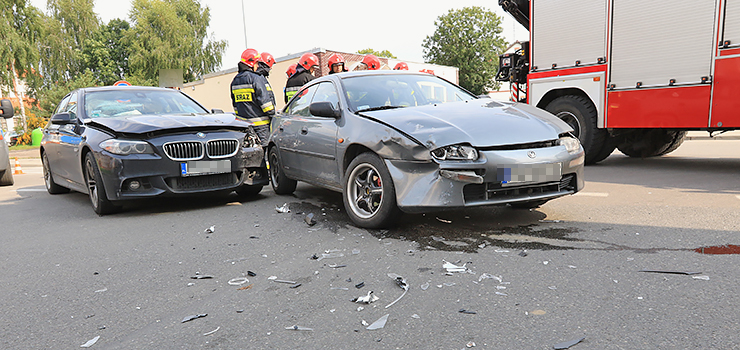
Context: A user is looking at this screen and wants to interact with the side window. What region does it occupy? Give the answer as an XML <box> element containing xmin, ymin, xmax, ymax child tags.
<box><xmin>311</xmin><ymin>82</ymin><xmax>339</xmax><ymax>111</ymax></box>
<box><xmin>65</xmin><ymin>91</ymin><xmax>78</xmax><ymax>119</ymax></box>
<box><xmin>55</xmin><ymin>94</ymin><xmax>71</xmax><ymax>115</ymax></box>
<box><xmin>286</xmin><ymin>84</ymin><xmax>319</xmax><ymax>117</ymax></box>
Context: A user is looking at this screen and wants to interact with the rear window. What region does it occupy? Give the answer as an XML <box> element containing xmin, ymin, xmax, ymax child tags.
<box><xmin>84</xmin><ymin>90</ymin><xmax>208</xmax><ymax>118</ymax></box>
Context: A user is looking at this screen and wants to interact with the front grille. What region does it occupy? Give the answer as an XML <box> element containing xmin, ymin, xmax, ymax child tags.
<box><xmin>207</xmin><ymin>139</ymin><xmax>239</xmax><ymax>158</ymax></box>
<box><xmin>164</xmin><ymin>141</ymin><xmax>203</xmax><ymax>160</ymax></box>
<box><xmin>478</xmin><ymin>140</ymin><xmax>558</xmax><ymax>151</ymax></box>
<box><xmin>463</xmin><ymin>174</ymin><xmax>577</xmax><ymax>203</ymax></box>
<box><xmin>165</xmin><ymin>173</ymin><xmax>239</xmax><ymax>191</ymax></box>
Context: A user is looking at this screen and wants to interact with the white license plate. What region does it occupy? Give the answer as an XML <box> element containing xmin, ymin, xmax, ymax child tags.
<box><xmin>181</xmin><ymin>160</ymin><xmax>231</xmax><ymax>176</ymax></box>
<box><xmin>497</xmin><ymin>163</ymin><xmax>562</xmax><ymax>186</ymax></box>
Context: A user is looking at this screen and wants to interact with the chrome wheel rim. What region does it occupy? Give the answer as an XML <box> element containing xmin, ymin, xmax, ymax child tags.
<box><xmin>347</xmin><ymin>163</ymin><xmax>383</xmax><ymax>219</ymax></box>
<box><xmin>85</xmin><ymin>157</ymin><xmax>99</xmax><ymax>208</ymax></box>
<box><xmin>42</xmin><ymin>155</ymin><xmax>52</xmax><ymax>189</ymax></box>
<box><xmin>269</xmin><ymin>151</ymin><xmax>280</xmax><ymax>186</ymax></box>
<box><xmin>557</xmin><ymin>111</ymin><xmax>582</xmax><ymax>138</ymax></box>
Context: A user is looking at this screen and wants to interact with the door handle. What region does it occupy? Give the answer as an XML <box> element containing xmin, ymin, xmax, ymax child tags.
<box><xmin>279</xmin><ymin>126</ymin><xmax>284</xmax><ymax>132</ymax></box>
<box><xmin>301</xmin><ymin>127</ymin><xmax>308</xmax><ymax>135</ymax></box>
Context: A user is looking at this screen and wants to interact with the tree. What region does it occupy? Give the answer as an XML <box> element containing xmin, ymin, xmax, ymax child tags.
<box><xmin>81</xmin><ymin>19</ymin><xmax>131</xmax><ymax>85</ymax></box>
<box><xmin>126</xmin><ymin>0</ymin><xmax>226</xmax><ymax>84</ymax></box>
<box><xmin>357</xmin><ymin>48</ymin><xmax>397</xmax><ymax>59</ymax></box>
<box><xmin>422</xmin><ymin>6</ymin><xmax>507</xmax><ymax>95</ymax></box>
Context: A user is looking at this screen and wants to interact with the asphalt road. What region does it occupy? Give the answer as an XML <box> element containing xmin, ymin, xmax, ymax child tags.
<box><xmin>1</xmin><ymin>139</ymin><xmax>739</xmax><ymax>349</ymax></box>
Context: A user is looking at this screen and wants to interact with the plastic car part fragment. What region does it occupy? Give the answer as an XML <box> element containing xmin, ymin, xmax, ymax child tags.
<box><xmin>554</xmin><ymin>336</ymin><xmax>585</xmax><ymax>349</ymax></box>
<box><xmin>366</xmin><ymin>314</ymin><xmax>389</xmax><ymax>330</ymax></box>
<box><xmin>275</xmin><ymin>203</ymin><xmax>290</xmax><ymax>213</ymax></box>
<box><xmin>285</xmin><ymin>325</ymin><xmax>313</xmax><ymax>331</ymax></box>
<box><xmin>352</xmin><ymin>290</ymin><xmax>379</xmax><ymax>304</ymax></box>
<box><xmin>443</xmin><ymin>260</ymin><xmax>468</xmax><ymax>273</ymax></box>
<box><xmin>80</xmin><ymin>335</ymin><xmax>100</xmax><ymax>348</ymax></box>
<box><xmin>385</xmin><ymin>273</ymin><xmax>409</xmax><ymax>309</ymax></box>
<box><xmin>181</xmin><ymin>314</ymin><xmax>207</xmax><ymax>323</ymax></box>
<box><xmin>639</xmin><ymin>269</ymin><xmax>702</xmax><ymax>275</ymax></box>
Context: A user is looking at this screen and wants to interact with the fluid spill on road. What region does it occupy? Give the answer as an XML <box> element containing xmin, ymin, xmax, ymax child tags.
<box><xmin>695</xmin><ymin>245</ymin><xmax>740</xmax><ymax>255</ymax></box>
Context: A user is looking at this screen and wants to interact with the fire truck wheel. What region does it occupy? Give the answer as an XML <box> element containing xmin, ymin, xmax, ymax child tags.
<box><xmin>545</xmin><ymin>95</ymin><xmax>609</xmax><ymax>164</ymax></box>
<box><xmin>617</xmin><ymin>130</ymin><xmax>687</xmax><ymax>158</ymax></box>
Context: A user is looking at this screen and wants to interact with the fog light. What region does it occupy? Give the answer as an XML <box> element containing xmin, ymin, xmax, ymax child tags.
<box><xmin>129</xmin><ymin>180</ymin><xmax>141</xmax><ymax>190</ymax></box>
<box><xmin>439</xmin><ymin>170</ymin><xmax>484</xmax><ymax>184</ymax></box>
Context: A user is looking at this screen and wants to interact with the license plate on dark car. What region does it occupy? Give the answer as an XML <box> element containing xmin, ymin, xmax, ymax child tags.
<box><xmin>181</xmin><ymin>160</ymin><xmax>231</xmax><ymax>176</ymax></box>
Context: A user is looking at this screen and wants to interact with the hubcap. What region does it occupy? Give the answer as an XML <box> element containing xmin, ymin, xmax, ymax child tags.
<box><xmin>269</xmin><ymin>152</ymin><xmax>280</xmax><ymax>185</ymax></box>
<box><xmin>347</xmin><ymin>163</ymin><xmax>383</xmax><ymax>219</ymax></box>
<box><xmin>43</xmin><ymin>155</ymin><xmax>51</xmax><ymax>189</ymax></box>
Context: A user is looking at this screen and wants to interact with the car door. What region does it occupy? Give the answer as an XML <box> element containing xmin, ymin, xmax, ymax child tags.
<box><xmin>55</xmin><ymin>91</ymin><xmax>85</xmax><ymax>186</ymax></box>
<box><xmin>44</xmin><ymin>94</ymin><xmax>71</xmax><ymax>181</ymax></box>
<box><xmin>274</xmin><ymin>83</ymin><xmax>319</xmax><ymax>180</ymax></box>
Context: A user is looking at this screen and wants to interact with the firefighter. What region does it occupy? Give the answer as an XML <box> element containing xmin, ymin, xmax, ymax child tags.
<box><xmin>354</xmin><ymin>54</ymin><xmax>381</xmax><ymax>71</ymax></box>
<box><xmin>327</xmin><ymin>53</ymin><xmax>347</xmax><ymax>74</ymax></box>
<box><xmin>393</xmin><ymin>62</ymin><xmax>409</xmax><ymax>70</ymax></box>
<box><xmin>230</xmin><ymin>48</ymin><xmax>275</xmax><ymax>146</ymax></box>
<box><xmin>285</xmin><ymin>64</ymin><xmax>297</xmax><ymax>78</ymax></box>
<box><xmin>257</xmin><ymin>52</ymin><xmax>275</xmax><ymax>77</ymax></box>
<box><xmin>284</xmin><ymin>52</ymin><xmax>318</xmax><ymax>103</ymax></box>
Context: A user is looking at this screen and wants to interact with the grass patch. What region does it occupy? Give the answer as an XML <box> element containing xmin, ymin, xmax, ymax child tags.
<box><xmin>9</xmin><ymin>144</ymin><xmax>40</xmax><ymax>151</ymax></box>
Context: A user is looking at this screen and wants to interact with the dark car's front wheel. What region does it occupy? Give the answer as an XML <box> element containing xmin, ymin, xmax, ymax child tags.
<box><xmin>268</xmin><ymin>147</ymin><xmax>297</xmax><ymax>195</ymax></box>
<box><xmin>343</xmin><ymin>153</ymin><xmax>400</xmax><ymax>229</ymax></box>
<box><xmin>43</xmin><ymin>152</ymin><xmax>69</xmax><ymax>194</ymax></box>
<box><xmin>84</xmin><ymin>152</ymin><xmax>119</xmax><ymax>215</ymax></box>
<box><xmin>236</xmin><ymin>184</ymin><xmax>263</xmax><ymax>197</ymax></box>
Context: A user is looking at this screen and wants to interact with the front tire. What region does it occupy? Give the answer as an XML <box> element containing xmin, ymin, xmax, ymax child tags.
<box><xmin>342</xmin><ymin>153</ymin><xmax>400</xmax><ymax>229</ymax></box>
<box><xmin>546</xmin><ymin>95</ymin><xmax>610</xmax><ymax>165</ymax></box>
<box><xmin>268</xmin><ymin>147</ymin><xmax>297</xmax><ymax>195</ymax></box>
<box><xmin>0</xmin><ymin>157</ymin><xmax>13</xmax><ymax>186</ymax></box>
<box><xmin>84</xmin><ymin>152</ymin><xmax>119</xmax><ymax>215</ymax></box>
<box><xmin>43</xmin><ymin>152</ymin><xmax>69</xmax><ymax>194</ymax></box>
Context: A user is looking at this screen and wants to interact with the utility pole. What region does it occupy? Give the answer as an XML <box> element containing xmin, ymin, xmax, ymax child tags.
<box><xmin>241</xmin><ymin>0</ymin><xmax>248</xmax><ymax>48</ymax></box>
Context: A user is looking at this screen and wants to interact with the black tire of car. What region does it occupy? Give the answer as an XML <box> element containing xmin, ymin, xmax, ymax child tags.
<box><xmin>268</xmin><ymin>147</ymin><xmax>297</xmax><ymax>195</ymax></box>
<box><xmin>84</xmin><ymin>152</ymin><xmax>119</xmax><ymax>215</ymax></box>
<box><xmin>42</xmin><ymin>152</ymin><xmax>69</xmax><ymax>194</ymax></box>
<box><xmin>236</xmin><ymin>185</ymin><xmax>263</xmax><ymax>197</ymax></box>
<box><xmin>342</xmin><ymin>152</ymin><xmax>401</xmax><ymax>229</ymax></box>
<box><xmin>617</xmin><ymin>130</ymin><xmax>687</xmax><ymax>158</ymax></box>
<box><xmin>589</xmin><ymin>132</ymin><xmax>619</xmax><ymax>164</ymax></box>
<box><xmin>545</xmin><ymin>95</ymin><xmax>610</xmax><ymax>165</ymax></box>
<box><xmin>0</xmin><ymin>157</ymin><xmax>14</xmax><ymax>186</ymax></box>
<box><xmin>509</xmin><ymin>199</ymin><xmax>549</xmax><ymax>209</ymax></box>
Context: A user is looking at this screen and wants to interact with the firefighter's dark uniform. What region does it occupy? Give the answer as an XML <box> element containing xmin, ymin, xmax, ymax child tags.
<box><xmin>284</xmin><ymin>65</ymin><xmax>315</xmax><ymax>103</ymax></box>
<box><xmin>231</xmin><ymin>63</ymin><xmax>275</xmax><ymax>146</ymax></box>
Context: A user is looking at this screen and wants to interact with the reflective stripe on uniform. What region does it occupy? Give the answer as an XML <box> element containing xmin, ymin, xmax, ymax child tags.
<box><xmin>232</xmin><ymin>87</ymin><xmax>254</xmax><ymax>102</ymax></box>
<box><xmin>261</xmin><ymin>102</ymin><xmax>275</xmax><ymax>113</ymax></box>
<box><xmin>266</xmin><ymin>83</ymin><xmax>273</xmax><ymax>92</ymax></box>
<box><xmin>251</xmin><ymin>119</ymin><xmax>270</xmax><ymax>126</ymax></box>
<box><xmin>285</xmin><ymin>86</ymin><xmax>301</xmax><ymax>92</ymax></box>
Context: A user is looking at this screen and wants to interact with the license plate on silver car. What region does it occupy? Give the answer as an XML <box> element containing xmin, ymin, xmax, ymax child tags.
<box><xmin>181</xmin><ymin>160</ymin><xmax>231</xmax><ymax>176</ymax></box>
<box><xmin>497</xmin><ymin>163</ymin><xmax>561</xmax><ymax>186</ymax></box>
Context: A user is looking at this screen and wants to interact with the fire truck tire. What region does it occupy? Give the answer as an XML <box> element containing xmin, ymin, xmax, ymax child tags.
<box><xmin>545</xmin><ymin>95</ymin><xmax>608</xmax><ymax>164</ymax></box>
<box><xmin>617</xmin><ymin>130</ymin><xmax>687</xmax><ymax>158</ymax></box>
<box><xmin>589</xmin><ymin>133</ymin><xmax>618</xmax><ymax>164</ymax></box>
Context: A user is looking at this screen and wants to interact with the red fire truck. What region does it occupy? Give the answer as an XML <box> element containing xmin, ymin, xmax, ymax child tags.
<box><xmin>496</xmin><ymin>0</ymin><xmax>740</xmax><ymax>164</ymax></box>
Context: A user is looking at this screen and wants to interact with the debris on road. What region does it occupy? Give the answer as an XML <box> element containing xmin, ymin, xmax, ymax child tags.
<box><xmin>436</xmin><ymin>217</ymin><xmax>452</xmax><ymax>224</ymax></box>
<box><xmin>352</xmin><ymin>290</ymin><xmax>379</xmax><ymax>304</ymax></box>
<box><xmin>204</xmin><ymin>226</ymin><xmax>215</xmax><ymax>233</ymax></box>
<box><xmin>553</xmin><ymin>336</ymin><xmax>585</xmax><ymax>349</ymax></box>
<box><xmin>385</xmin><ymin>273</ymin><xmax>409</xmax><ymax>309</ymax></box>
<box><xmin>285</xmin><ymin>325</ymin><xmax>313</xmax><ymax>331</ymax></box>
<box><xmin>411</xmin><ymin>314</ymin><xmax>420</xmax><ymax>319</ymax></box>
<box><xmin>331</xmin><ymin>287</ymin><xmax>349</xmax><ymax>290</ymax></box>
<box><xmin>518</xmin><ymin>251</ymin><xmax>528</xmax><ymax>257</ymax></box>
<box><xmin>458</xmin><ymin>309</ymin><xmax>477</xmax><ymax>314</ymax></box>
<box><xmin>478</xmin><ymin>273</ymin><xmax>503</xmax><ymax>283</ymax></box>
<box><xmin>304</xmin><ymin>213</ymin><xmax>316</xmax><ymax>226</ymax></box>
<box><xmin>366</xmin><ymin>314</ymin><xmax>389</xmax><ymax>330</ymax></box>
<box><xmin>442</xmin><ymin>260</ymin><xmax>468</xmax><ymax>273</ymax></box>
<box><xmin>466</xmin><ymin>341</ymin><xmax>476</xmax><ymax>348</ymax></box>
<box><xmin>273</xmin><ymin>279</ymin><xmax>297</xmax><ymax>284</ymax></box>
<box><xmin>693</xmin><ymin>275</ymin><xmax>710</xmax><ymax>280</ymax></box>
<box><xmin>420</xmin><ymin>283</ymin><xmax>429</xmax><ymax>291</ymax></box>
<box><xmin>228</xmin><ymin>277</ymin><xmax>249</xmax><ymax>286</ymax></box>
<box><xmin>203</xmin><ymin>327</ymin><xmax>220</xmax><ymax>336</ymax></box>
<box><xmin>268</xmin><ymin>276</ymin><xmax>278</xmax><ymax>280</ymax></box>
<box><xmin>94</xmin><ymin>288</ymin><xmax>107</xmax><ymax>293</ymax></box>
<box><xmin>237</xmin><ymin>284</ymin><xmax>253</xmax><ymax>291</ymax></box>
<box><xmin>80</xmin><ymin>335</ymin><xmax>100</xmax><ymax>348</ymax></box>
<box><xmin>247</xmin><ymin>271</ymin><xmax>257</xmax><ymax>276</ymax></box>
<box><xmin>355</xmin><ymin>282</ymin><xmax>365</xmax><ymax>289</ymax></box>
<box><xmin>275</xmin><ymin>203</ymin><xmax>290</xmax><ymax>213</ymax></box>
<box><xmin>190</xmin><ymin>274</ymin><xmax>214</xmax><ymax>279</ymax></box>
<box><xmin>290</xmin><ymin>283</ymin><xmax>302</xmax><ymax>288</ymax></box>
<box><xmin>639</xmin><ymin>269</ymin><xmax>702</xmax><ymax>275</ymax></box>
<box><xmin>328</xmin><ymin>264</ymin><xmax>347</xmax><ymax>268</ymax></box>
<box><xmin>181</xmin><ymin>314</ymin><xmax>207</xmax><ymax>323</ymax></box>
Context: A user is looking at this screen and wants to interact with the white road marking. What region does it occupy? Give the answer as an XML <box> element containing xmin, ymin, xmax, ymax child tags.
<box><xmin>574</xmin><ymin>192</ymin><xmax>609</xmax><ymax>197</ymax></box>
<box><xmin>15</xmin><ymin>189</ymin><xmax>48</xmax><ymax>192</ymax></box>
<box><xmin>736</xmin><ymin>195</ymin><xmax>740</xmax><ymax>201</ymax></box>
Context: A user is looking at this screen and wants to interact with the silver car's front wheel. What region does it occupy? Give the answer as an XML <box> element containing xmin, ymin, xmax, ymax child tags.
<box><xmin>343</xmin><ymin>153</ymin><xmax>400</xmax><ymax>228</ymax></box>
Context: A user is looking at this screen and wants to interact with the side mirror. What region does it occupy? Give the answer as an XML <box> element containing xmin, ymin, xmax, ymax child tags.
<box><xmin>51</xmin><ymin>113</ymin><xmax>74</xmax><ymax>125</ymax></box>
<box><xmin>309</xmin><ymin>102</ymin><xmax>340</xmax><ymax>119</ymax></box>
<box><xmin>0</xmin><ymin>99</ymin><xmax>14</xmax><ymax>119</ymax></box>
<box><xmin>211</xmin><ymin>108</ymin><xmax>224</xmax><ymax>114</ymax></box>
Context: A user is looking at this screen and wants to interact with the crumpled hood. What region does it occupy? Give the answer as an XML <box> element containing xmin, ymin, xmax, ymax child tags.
<box><xmin>87</xmin><ymin>113</ymin><xmax>247</xmax><ymax>134</ymax></box>
<box><xmin>360</xmin><ymin>100</ymin><xmax>573</xmax><ymax>149</ymax></box>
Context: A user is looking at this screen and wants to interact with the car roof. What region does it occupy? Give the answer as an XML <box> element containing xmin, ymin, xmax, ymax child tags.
<box><xmin>77</xmin><ymin>86</ymin><xmax>181</xmax><ymax>94</ymax></box>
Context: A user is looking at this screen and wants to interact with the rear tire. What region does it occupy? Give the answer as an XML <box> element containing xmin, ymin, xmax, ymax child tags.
<box><xmin>0</xmin><ymin>157</ymin><xmax>13</xmax><ymax>186</ymax></box>
<box><xmin>84</xmin><ymin>152</ymin><xmax>119</xmax><ymax>215</ymax></box>
<box><xmin>43</xmin><ymin>152</ymin><xmax>69</xmax><ymax>194</ymax></box>
<box><xmin>268</xmin><ymin>147</ymin><xmax>297</xmax><ymax>195</ymax></box>
<box><xmin>546</xmin><ymin>95</ymin><xmax>609</xmax><ymax>165</ymax></box>
<box><xmin>343</xmin><ymin>153</ymin><xmax>400</xmax><ymax>229</ymax></box>
<box><xmin>617</xmin><ymin>130</ymin><xmax>687</xmax><ymax>158</ymax></box>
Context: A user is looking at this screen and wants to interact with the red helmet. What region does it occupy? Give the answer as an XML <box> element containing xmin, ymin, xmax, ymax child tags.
<box><xmin>259</xmin><ymin>52</ymin><xmax>275</xmax><ymax>68</ymax></box>
<box><xmin>393</xmin><ymin>62</ymin><xmax>409</xmax><ymax>70</ymax></box>
<box><xmin>286</xmin><ymin>64</ymin><xmax>297</xmax><ymax>78</ymax></box>
<box><xmin>327</xmin><ymin>53</ymin><xmax>345</xmax><ymax>69</ymax></box>
<box><xmin>362</xmin><ymin>54</ymin><xmax>381</xmax><ymax>70</ymax></box>
<box><xmin>298</xmin><ymin>53</ymin><xmax>319</xmax><ymax>70</ymax></box>
<box><xmin>240</xmin><ymin>48</ymin><xmax>260</xmax><ymax>68</ymax></box>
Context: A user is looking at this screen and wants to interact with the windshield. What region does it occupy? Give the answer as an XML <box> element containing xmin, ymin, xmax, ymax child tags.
<box><xmin>84</xmin><ymin>90</ymin><xmax>208</xmax><ymax>118</ymax></box>
<box><xmin>341</xmin><ymin>74</ymin><xmax>476</xmax><ymax>112</ymax></box>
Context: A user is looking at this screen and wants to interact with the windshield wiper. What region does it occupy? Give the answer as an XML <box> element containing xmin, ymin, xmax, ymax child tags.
<box><xmin>356</xmin><ymin>105</ymin><xmax>405</xmax><ymax>113</ymax></box>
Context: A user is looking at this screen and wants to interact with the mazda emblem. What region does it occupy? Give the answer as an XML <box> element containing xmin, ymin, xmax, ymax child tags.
<box><xmin>527</xmin><ymin>151</ymin><xmax>536</xmax><ymax>159</ymax></box>
<box><xmin>196</xmin><ymin>132</ymin><xmax>206</xmax><ymax>139</ymax></box>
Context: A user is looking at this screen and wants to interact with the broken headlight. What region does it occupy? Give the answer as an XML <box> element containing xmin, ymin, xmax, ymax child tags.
<box><xmin>242</xmin><ymin>128</ymin><xmax>261</xmax><ymax>148</ymax></box>
<box><xmin>431</xmin><ymin>144</ymin><xmax>478</xmax><ymax>161</ymax></box>
<box><xmin>558</xmin><ymin>135</ymin><xmax>581</xmax><ymax>154</ymax></box>
<box><xmin>100</xmin><ymin>139</ymin><xmax>154</xmax><ymax>155</ymax></box>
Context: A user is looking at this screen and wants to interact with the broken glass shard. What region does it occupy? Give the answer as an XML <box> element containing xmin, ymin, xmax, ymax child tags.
<box><xmin>443</xmin><ymin>260</ymin><xmax>468</xmax><ymax>273</ymax></box>
<box><xmin>554</xmin><ymin>336</ymin><xmax>585</xmax><ymax>349</ymax></box>
<box><xmin>366</xmin><ymin>314</ymin><xmax>389</xmax><ymax>330</ymax></box>
<box><xmin>181</xmin><ymin>314</ymin><xmax>207</xmax><ymax>323</ymax></box>
<box><xmin>80</xmin><ymin>336</ymin><xmax>100</xmax><ymax>348</ymax></box>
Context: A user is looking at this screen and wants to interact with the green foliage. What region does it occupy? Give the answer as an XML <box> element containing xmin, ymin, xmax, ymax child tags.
<box><xmin>422</xmin><ymin>6</ymin><xmax>507</xmax><ymax>95</ymax></box>
<box><xmin>0</xmin><ymin>0</ymin><xmax>43</xmax><ymax>97</ymax></box>
<box><xmin>357</xmin><ymin>48</ymin><xmax>397</xmax><ymax>59</ymax></box>
<box><xmin>35</xmin><ymin>70</ymin><xmax>99</xmax><ymax>117</ymax></box>
<box><xmin>126</xmin><ymin>0</ymin><xmax>226</xmax><ymax>83</ymax></box>
<box><xmin>81</xmin><ymin>19</ymin><xmax>131</xmax><ymax>85</ymax></box>
<box><xmin>13</xmin><ymin>113</ymin><xmax>47</xmax><ymax>145</ymax></box>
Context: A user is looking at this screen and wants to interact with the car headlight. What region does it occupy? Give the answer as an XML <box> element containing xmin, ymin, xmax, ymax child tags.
<box><xmin>242</xmin><ymin>128</ymin><xmax>261</xmax><ymax>148</ymax></box>
<box><xmin>100</xmin><ymin>139</ymin><xmax>154</xmax><ymax>155</ymax></box>
<box><xmin>431</xmin><ymin>144</ymin><xmax>479</xmax><ymax>161</ymax></box>
<box><xmin>558</xmin><ymin>136</ymin><xmax>581</xmax><ymax>154</ymax></box>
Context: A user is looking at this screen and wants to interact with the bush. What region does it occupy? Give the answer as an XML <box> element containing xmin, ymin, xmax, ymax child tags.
<box><xmin>14</xmin><ymin>114</ymin><xmax>49</xmax><ymax>145</ymax></box>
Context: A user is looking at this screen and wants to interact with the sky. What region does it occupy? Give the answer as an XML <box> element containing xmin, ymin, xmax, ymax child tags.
<box><xmin>29</xmin><ymin>0</ymin><xmax>529</xmax><ymax>71</ymax></box>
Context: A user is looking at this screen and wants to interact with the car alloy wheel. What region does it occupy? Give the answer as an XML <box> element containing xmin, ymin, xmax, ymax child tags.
<box><xmin>43</xmin><ymin>152</ymin><xmax>68</xmax><ymax>194</ymax></box>
<box><xmin>347</xmin><ymin>163</ymin><xmax>384</xmax><ymax>219</ymax></box>
<box><xmin>343</xmin><ymin>153</ymin><xmax>400</xmax><ymax>228</ymax></box>
<box><xmin>268</xmin><ymin>147</ymin><xmax>297</xmax><ymax>195</ymax></box>
<box><xmin>84</xmin><ymin>152</ymin><xmax>118</xmax><ymax>215</ymax></box>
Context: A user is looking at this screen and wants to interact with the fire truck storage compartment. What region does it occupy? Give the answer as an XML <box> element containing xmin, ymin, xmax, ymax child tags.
<box><xmin>533</xmin><ymin>0</ymin><xmax>607</xmax><ymax>70</ymax></box>
<box><xmin>721</xmin><ymin>0</ymin><xmax>740</xmax><ymax>47</ymax></box>
<box><xmin>609</xmin><ymin>0</ymin><xmax>716</xmax><ymax>89</ymax></box>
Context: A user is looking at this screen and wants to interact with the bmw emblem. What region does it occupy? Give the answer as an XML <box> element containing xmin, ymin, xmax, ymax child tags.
<box><xmin>527</xmin><ymin>150</ymin><xmax>536</xmax><ymax>159</ymax></box>
<box><xmin>196</xmin><ymin>132</ymin><xmax>206</xmax><ymax>139</ymax></box>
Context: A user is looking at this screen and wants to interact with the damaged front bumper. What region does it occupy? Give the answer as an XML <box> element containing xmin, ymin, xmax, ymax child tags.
<box><xmin>385</xmin><ymin>147</ymin><xmax>585</xmax><ymax>213</ymax></box>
